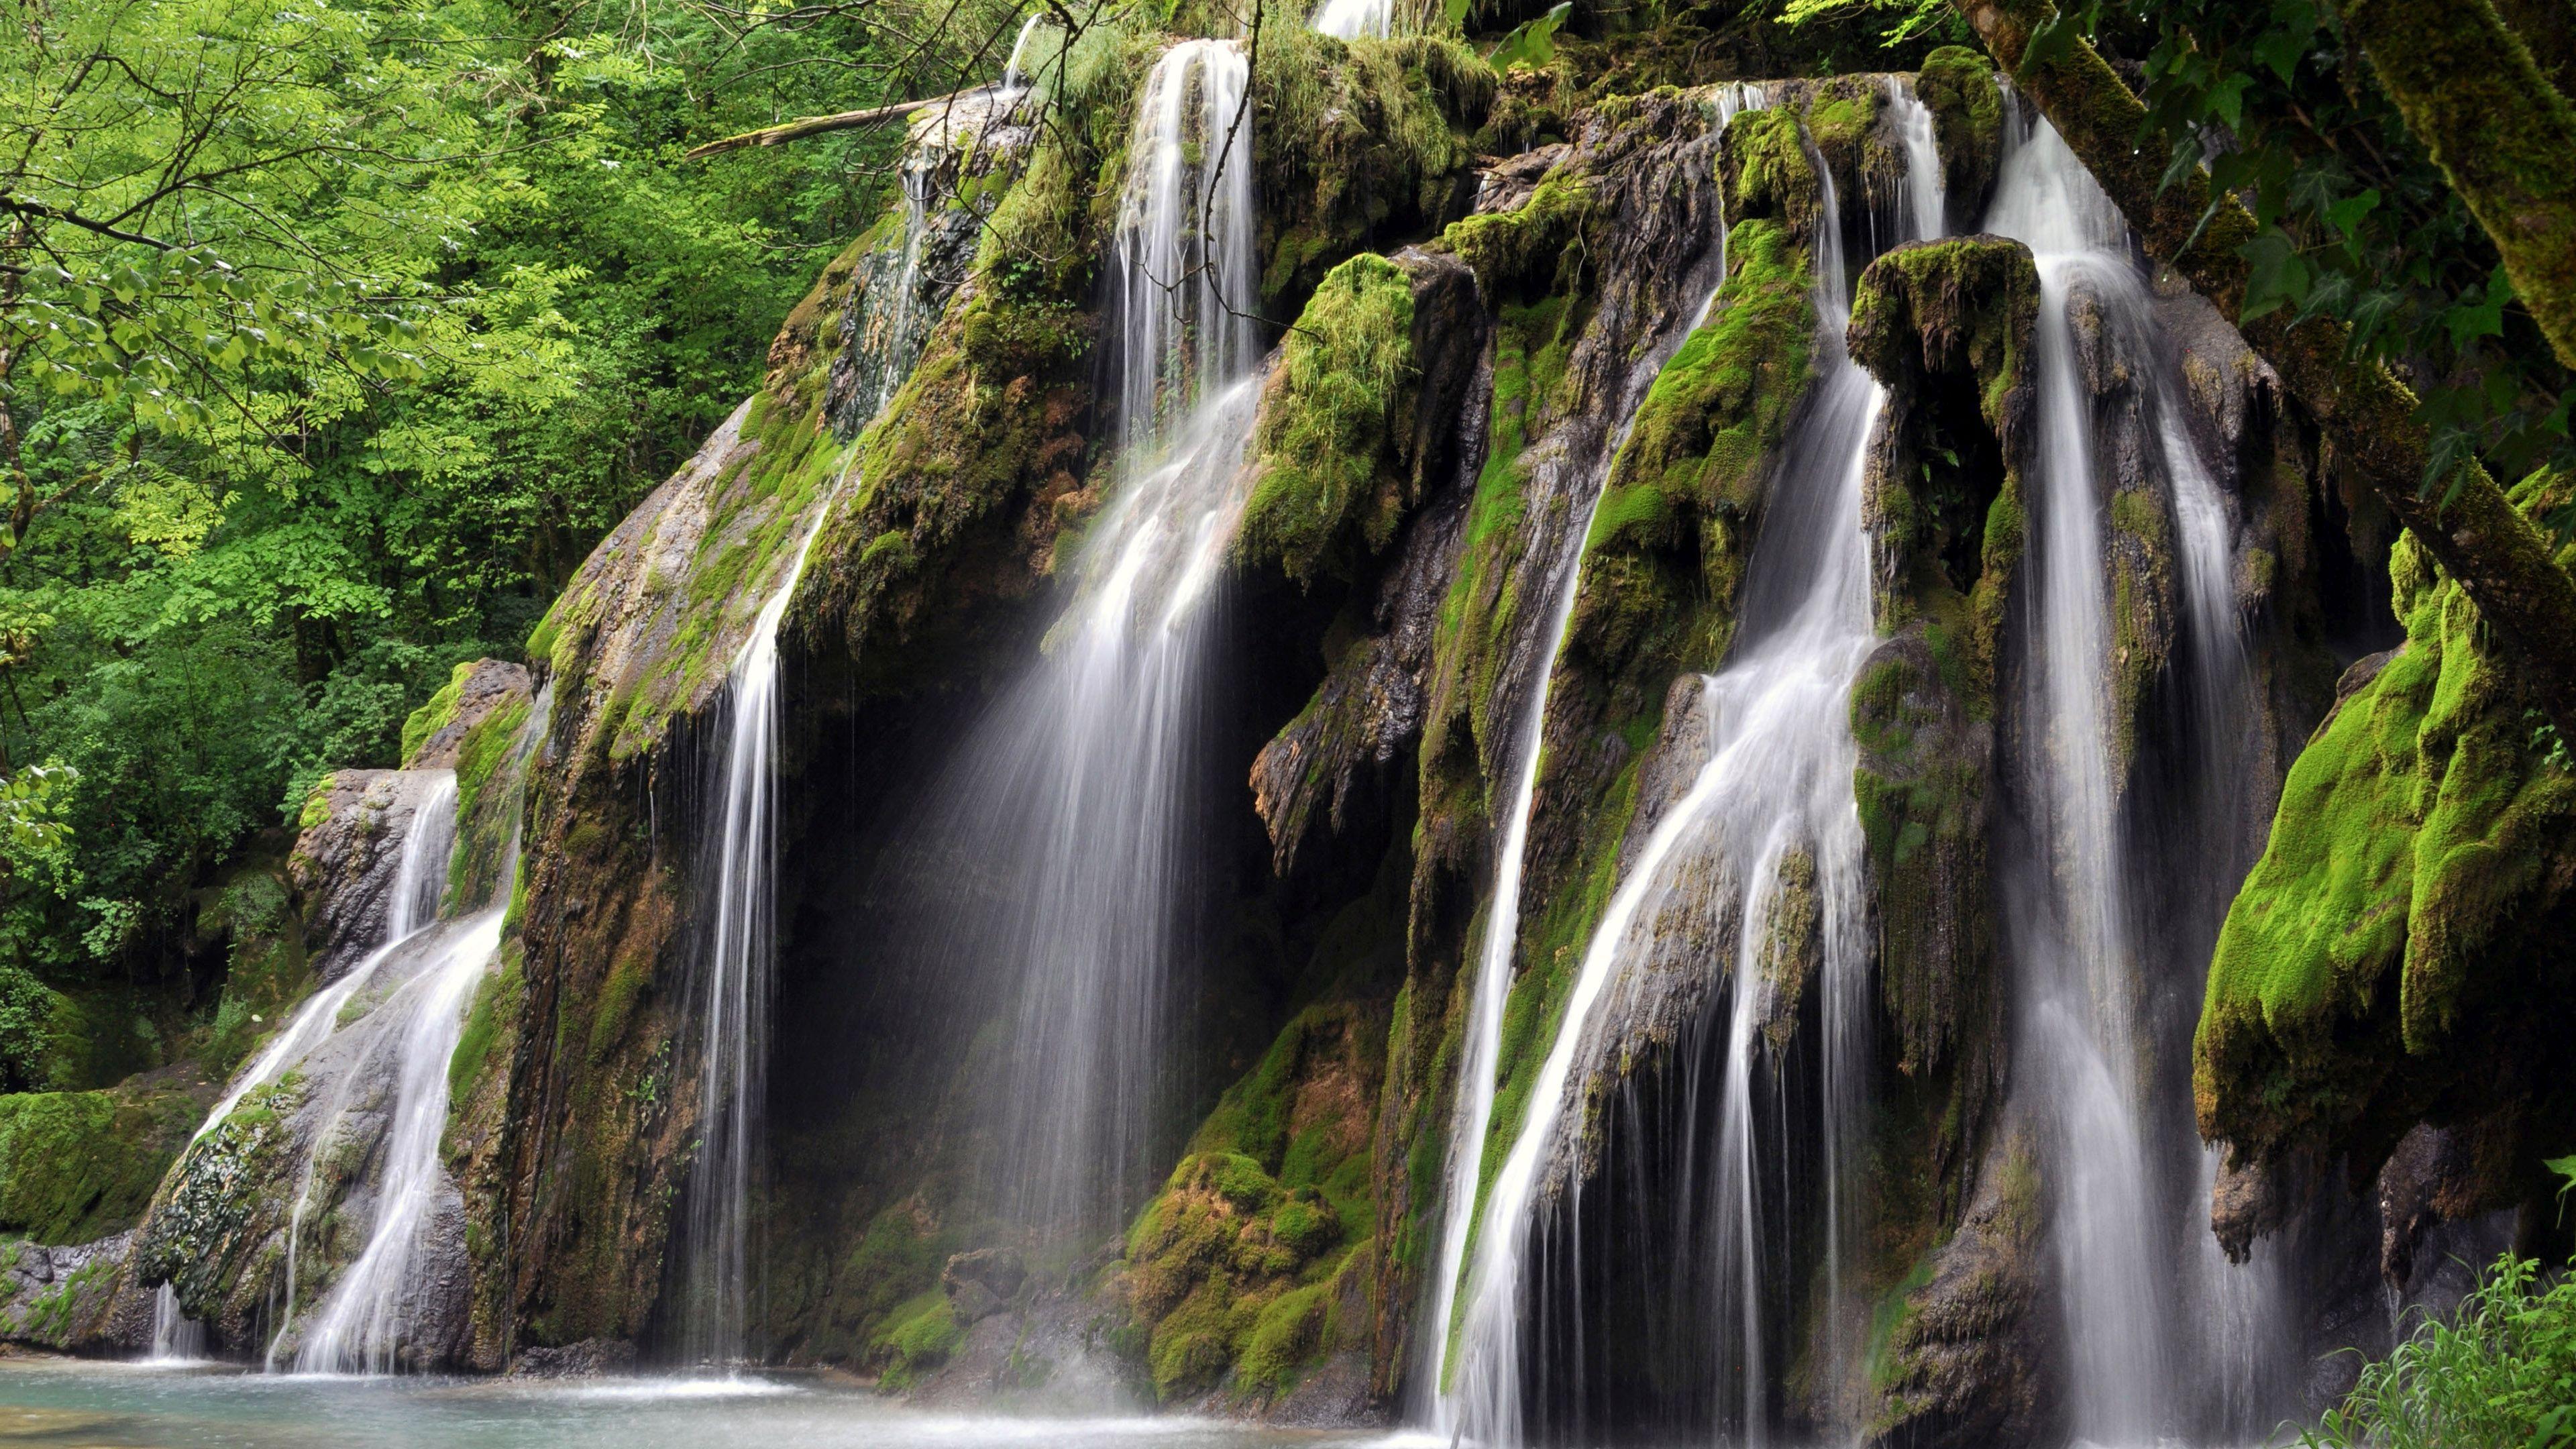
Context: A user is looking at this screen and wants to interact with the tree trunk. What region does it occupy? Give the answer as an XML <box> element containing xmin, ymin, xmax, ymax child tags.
<box><xmin>2346</xmin><ymin>0</ymin><xmax>2576</xmax><ymax>370</ymax></box>
<box><xmin>1952</xmin><ymin>0</ymin><xmax>2576</xmax><ymax>743</ymax></box>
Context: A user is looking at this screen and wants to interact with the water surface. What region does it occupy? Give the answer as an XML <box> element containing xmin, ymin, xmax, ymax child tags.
<box><xmin>0</xmin><ymin>1360</ymin><xmax>1392</xmax><ymax>1449</ymax></box>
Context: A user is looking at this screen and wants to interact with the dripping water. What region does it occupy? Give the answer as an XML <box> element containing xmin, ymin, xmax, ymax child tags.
<box><xmin>1440</xmin><ymin>83</ymin><xmax>1947</xmax><ymax>1447</ymax></box>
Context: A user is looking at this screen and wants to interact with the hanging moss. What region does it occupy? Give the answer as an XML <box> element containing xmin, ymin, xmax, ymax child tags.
<box><xmin>1254</xmin><ymin>28</ymin><xmax>1493</xmax><ymax>311</ymax></box>
<box><xmin>2197</xmin><ymin>470</ymin><xmax>2576</xmax><ymax>1176</ymax></box>
<box><xmin>1238</xmin><ymin>254</ymin><xmax>1420</xmax><ymax>583</ymax></box>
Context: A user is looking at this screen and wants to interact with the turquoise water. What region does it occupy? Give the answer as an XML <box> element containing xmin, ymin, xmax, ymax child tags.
<box><xmin>0</xmin><ymin>1360</ymin><xmax>1403</xmax><ymax>1449</ymax></box>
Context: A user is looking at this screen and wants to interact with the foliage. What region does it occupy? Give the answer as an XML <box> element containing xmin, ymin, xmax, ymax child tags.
<box><xmin>2090</xmin><ymin>0</ymin><xmax>2576</xmax><ymax>519</ymax></box>
<box><xmin>0</xmin><ymin>0</ymin><xmax>1018</xmax><ymax>999</ymax></box>
<box><xmin>2304</xmin><ymin>1251</ymin><xmax>2576</xmax><ymax>1449</ymax></box>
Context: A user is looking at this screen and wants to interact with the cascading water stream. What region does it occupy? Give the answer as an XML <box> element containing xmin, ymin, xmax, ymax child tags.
<box><xmin>1000</xmin><ymin>13</ymin><xmax>1049</xmax><ymax>95</ymax></box>
<box><xmin>1984</xmin><ymin>102</ymin><xmax>2288</xmax><ymax>1444</ymax></box>
<box><xmin>676</xmin><ymin>503</ymin><xmax>843</xmax><ymax>1371</ymax></box>
<box><xmin>147</xmin><ymin>1283</ymin><xmax>206</xmax><ymax>1364</ymax></box>
<box><xmin>197</xmin><ymin>773</ymin><xmax>458</xmax><ymax>1139</ymax></box>
<box><xmin>1309</xmin><ymin>0</ymin><xmax>1397</xmax><ymax>38</ymax></box>
<box><xmin>1438</xmin><ymin>85</ymin><xmax>1945</xmax><ymax>1448</ymax></box>
<box><xmin>284</xmin><ymin>687</ymin><xmax>551</xmax><ymax>1375</ymax></box>
<box><xmin>1420</xmin><ymin>81</ymin><xmax>1768</xmax><ymax>1432</ymax></box>
<box><xmin>290</xmin><ymin>906</ymin><xmax>510</xmax><ymax>1373</ymax></box>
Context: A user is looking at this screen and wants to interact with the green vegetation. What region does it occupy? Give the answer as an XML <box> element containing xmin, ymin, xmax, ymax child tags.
<box><xmin>2196</xmin><ymin>471</ymin><xmax>2576</xmax><ymax>1160</ymax></box>
<box><xmin>0</xmin><ymin>0</ymin><xmax>1016</xmax><ymax>1044</ymax></box>
<box><xmin>2306</xmin><ymin>1252</ymin><xmax>2576</xmax><ymax>1449</ymax></box>
<box><xmin>1239</xmin><ymin>255</ymin><xmax>1421</xmax><ymax>583</ymax></box>
<box><xmin>0</xmin><ymin>1084</ymin><xmax>199</xmax><ymax>1243</ymax></box>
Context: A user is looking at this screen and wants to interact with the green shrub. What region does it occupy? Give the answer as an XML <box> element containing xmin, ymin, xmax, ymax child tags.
<box><xmin>2306</xmin><ymin>1252</ymin><xmax>2576</xmax><ymax>1449</ymax></box>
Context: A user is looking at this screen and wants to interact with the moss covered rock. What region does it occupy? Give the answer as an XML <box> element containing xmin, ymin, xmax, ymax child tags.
<box><xmin>0</xmin><ymin>1082</ymin><xmax>201</xmax><ymax>1244</ymax></box>
<box><xmin>2196</xmin><ymin>470</ymin><xmax>2576</xmax><ymax>1210</ymax></box>
<box><xmin>1913</xmin><ymin>47</ymin><xmax>2003</xmax><ymax>224</ymax></box>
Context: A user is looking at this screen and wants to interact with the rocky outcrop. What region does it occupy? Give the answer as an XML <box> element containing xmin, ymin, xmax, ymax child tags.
<box><xmin>2196</xmin><ymin>468</ymin><xmax>2576</xmax><ymax>1231</ymax></box>
<box><xmin>288</xmin><ymin>769</ymin><xmax>454</xmax><ymax>978</ymax></box>
<box><xmin>1864</xmin><ymin>1128</ymin><xmax>2057</xmax><ymax>1449</ymax></box>
<box><xmin>1246</xmin><ymin>246</ymin><xmax>1487</xmax><ymax>875</ymax></box>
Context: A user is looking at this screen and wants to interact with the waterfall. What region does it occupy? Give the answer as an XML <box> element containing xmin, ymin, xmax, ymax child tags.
<box><xmin>860</xmin><ymin>38</ymin><xmax>1260</xmax><ymax>1240</ymax></box>
<box><xmin>1000</xmin><ymin>13</ymin><xmax>1049</xmax><ymax>95</ymax></box>
<box><xmin>147</xmin><ymin>1283</ymin><xmax>206</xmax><ymax>1364</ymax></box>
<box><xmin>991</xmin><ymin>35</ymin><xmax>1258</xmax><ymax>1231</ymax></box>
<box><xmin>677</xmin><ymin>507</ymin><xmax>843</xmax><ymax>1370</ymax></box>
<box><xmin>1421</xmin><ymin>80</ymin><xmax>1770</xmax><ymax>1431</ymax></box>
<box><xmin>284</xmin><ymin>686</ymin><xmax>551</xmax><ymax>1375</ymax></box>
<box><xmin>1310</xmin><ymin>0</ymin><xmax>1396</xmax><ymax>38</ymax></box>
<box><xmin>290</xmin><ymin>906</ymin><xmax>509</xmax><ymax>1373</ymax></box>
<box><xmin>197</xmin><ymin>771</ymin><xmax>458</xmax><ymax>1140</ymax></box>
<box><xmin>1438</xmin><ymin>85</ymin><xmax>1946</xmax><ymax>1447</ymax></box>
<box><xmin>1984</xmin><ymin>102</ymin><xmax>2289</xmax><ymax>1443</ymax></box>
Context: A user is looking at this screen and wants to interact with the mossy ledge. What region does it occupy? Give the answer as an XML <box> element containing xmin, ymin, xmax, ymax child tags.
<box><xmin>2195</xmin><ymin>468</ymin><xmax>2576</xmax><ymax>1218</ymax></box>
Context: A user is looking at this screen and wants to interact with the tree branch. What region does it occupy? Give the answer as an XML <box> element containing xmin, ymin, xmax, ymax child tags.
<box><xmin>684</xmin><ymin>88</ymin><xmax>977</xmax><ymax>158</ymax></box>
<box><xmin>2344</xmin><ymin>0</ymin><xmax>2576</xmax><ymax>370</ymax></box>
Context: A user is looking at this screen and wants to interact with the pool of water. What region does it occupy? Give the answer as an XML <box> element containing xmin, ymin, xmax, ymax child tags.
<box><xmin>0</xmin><ymin>1359</ymin><xmax>1411</xmax><ymax>1449</ymax></box>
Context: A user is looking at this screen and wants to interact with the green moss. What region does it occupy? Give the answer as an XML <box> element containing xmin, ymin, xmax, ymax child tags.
<box><xmin>1238</xmin><ymin>254</ymin><xmax>1420</xmax><ymax>583</ymax></box>
<box><xmin>1441</xmin><ymin>175</ymin><xmax>1594</xmax><ymax>298</ymax></box>
<box><xmin>1253</xmin><ymin>29</ymin><xmax>1491</xmax><ymax>311</ymax></box>
<box><xmin>1120</xmin><ymin>992</ymin><xmax>1379</xmax><ymax>1405</ymax></box>
<box><xmin>1915</xmin><ymin>46</ymin><xmax>2002</xmax><ymax>210</ymax></box>
<box><xmin>202</xmin><ymin>869</ymin><xmax>310</xmax><ymax>1080</ymax></box>
<box><xmin>586</xmin><ymin>951</ymin><xmax>651</xmax><ymax>1066</ymax></box>
<box><xmin>445</xmin><ymin>692</ymin><xmax>533</xmax><ymax>911</ymax></box>
<box><xmin>449</xmin><ymin>949</ymin><xmax>522</xmax><ymax>1103</ymax></box>
<box><xmin>1721</xmin><ymin>107</ymin><xmax>1820</xmax><ymax>238</ymax></box>
<box><xmin>0</xmin><ymin>1085</ymin><xmax>199</xmax><ymax>1244</ymax></box>
<box><xmin>1579</xmin><ymin>215</ymin><xmax>1816</xmax><ymax>676</ymax></box>
<box><xmin>2197</xmin><ymin>470</ymin><xmax>2576</xmax><ymax>1159</ymax></box>
<box><xmin>1237</xmin><ymin>1281</ymin><xmax>1334</xmax><ymax>1394</ymax></box>
<box><xmin>400</xmin><ymin>662</ymin><xmax>472</xmax><ymax>764</ymax></box>
<box><xmin>872</xmin><ymin>1289</ymin><xmax>962</xmax><ymax>1388</ymax></box>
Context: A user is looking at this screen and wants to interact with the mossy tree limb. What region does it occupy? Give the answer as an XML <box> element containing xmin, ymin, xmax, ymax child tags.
<box><xmin>1951</xmin><ymin>0</ymin><xmax>2576</xmax><ymax>745</ymax></box>
<box><xmin>2345</xmin><ymin>0</ymin><xmax>2576</xmax><ymax>370</ymax></box>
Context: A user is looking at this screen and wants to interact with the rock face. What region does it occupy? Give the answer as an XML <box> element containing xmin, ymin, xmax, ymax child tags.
<box><xmin>288</xmin><ymin>769</ymin><xmax>455</xmax><ymax>979</ymax></box>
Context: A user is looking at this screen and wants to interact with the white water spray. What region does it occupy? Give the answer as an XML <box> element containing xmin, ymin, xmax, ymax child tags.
<box><xmin>290</xmin><ymin>905</ymin><xmax>507</xmax><ymax>1373</ymax></box>
<box><xmin>945</xmin><ymin>38</ymin><xmax>1262</xmax><ymax>1233</ymax></box>
<box><xmin>1985</xmin><ymin>102</ymin><xmax>2288</xmax><ymax>1443</ymax></box>
<box><xmin>1310</xmin><ymin>0</ymin><xmax>1398</xmax><ymax>38</ymax></box>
